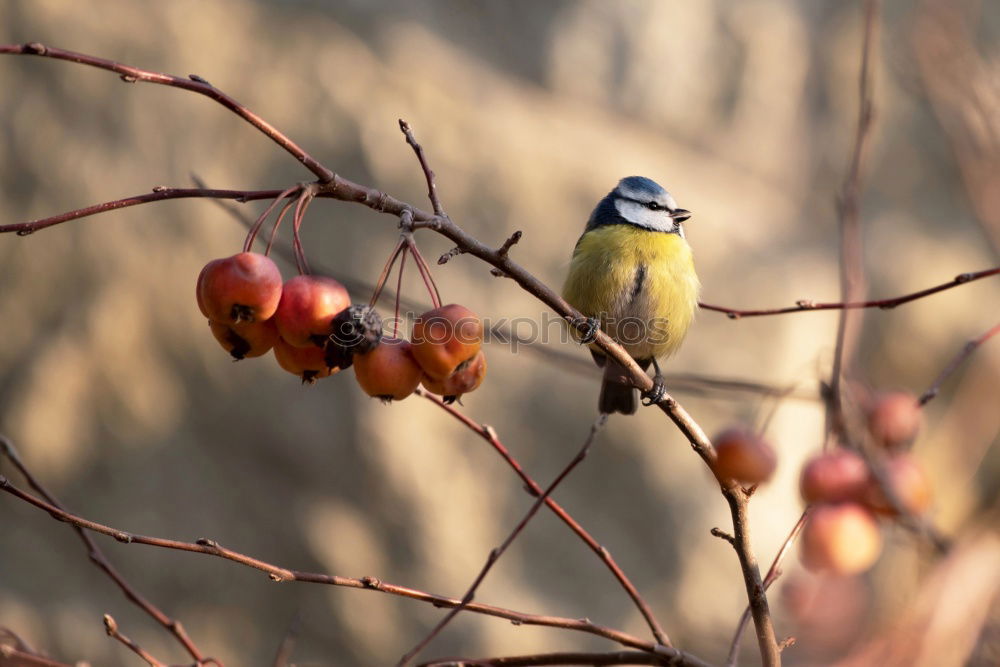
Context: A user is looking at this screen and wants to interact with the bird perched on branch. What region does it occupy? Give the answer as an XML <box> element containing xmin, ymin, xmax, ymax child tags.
<box><xmin>562</xmin><ymin>176</ymin><xmax>699</xmax><ymax>414</ymax></box>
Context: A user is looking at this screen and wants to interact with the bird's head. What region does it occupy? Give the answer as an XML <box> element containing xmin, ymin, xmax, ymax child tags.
<box><xmin>589</xmin><ymin>176</ymin><xmax>691</xmax><ymax>236</ymax></box>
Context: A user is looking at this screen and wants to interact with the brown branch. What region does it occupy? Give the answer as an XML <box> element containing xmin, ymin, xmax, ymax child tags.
<box><xmin>726</xmin><ymin>509</ymin><xmax>810</xmax><ymax>667</ymax></box>
<box><xmin>0</xmin><ymin>437</ymin><xmax>210</xmax><ymax>664</ymax></box>
<box><xmin>398</xmin><ymin>415</ymin><xmax>608</xmax><ymax>666</ymax></box>
<box><xmin>400</xmin><ymin>119</ymin><xmax>446</xmax><ymax>216</ymax></box>
<box><xmin>829</xmin><ymin>0</ymin><xmax>880</xmax><ymax>444</ymax></box>
<box><xmin>415</xmin><ymin>389</ymin><xmax>671</xmax><ymax>646</ymax></box>
<box><xmin>0</xmin><ymin>188</ymin><xmax>285</xmax><ymax>235</ymax></box>
<box><xmin>103</xmin><ymin>614</ymin><xmax>165</xmax><ymax>667</ymax></box>
<box><xmin>417</xmin><ymin>650</ymin><xmax>695</xmax><ymax>666</ymax></box>
<box><xmin>0</xmin><ymin>646</ymin><xmax>73</xmax><ymax>667</ymax></box>
<box><xmin>0</xmin><ymin>43</ymin><xmax>334</xmax><ymax>182</ymax></box>
<box><xmin>271</xmin><ymin>613</ymin><xmax>302</xmax><ymax>667</ymax></box>
<box><xmin>698</xmin><ymin>266</ymin><xmax>999</xmax><ymax>319</ymax></box>
<box><xmin>0</xmin><ymin>472</ymin><xmax>702</xmax><ymax>661</ymax></box>
<box><xmin>722</xmin><ymin>488</ymin><xmax>779</xmax><ymax>666</ymax></box>
<box><xmin>919</xmin><ymin>320</ymin><xmax>1000</xmax><ymax>405</ymax></box>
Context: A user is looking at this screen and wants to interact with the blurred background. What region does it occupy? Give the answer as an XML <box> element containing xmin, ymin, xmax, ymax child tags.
<box><xmin>1</xmin><ymin>0</ymin><xmax>998</xmax><ymax>665</ymax></box>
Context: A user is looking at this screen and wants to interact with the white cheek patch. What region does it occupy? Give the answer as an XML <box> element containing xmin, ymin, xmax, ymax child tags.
<box><xmin>614</xmin><ymin>198</ymin><xmax>677</xmax><ymax>233</ymax></box>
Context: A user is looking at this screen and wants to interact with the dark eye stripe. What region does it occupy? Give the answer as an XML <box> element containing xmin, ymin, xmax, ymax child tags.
<box><xmin>618</xmin><ymin>195</ymin><xmax>671</xmax><ymax>212</ymax></box>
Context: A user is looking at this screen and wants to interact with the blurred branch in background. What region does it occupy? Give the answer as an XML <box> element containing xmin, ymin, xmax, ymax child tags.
<box><xmin>914</xmin><ymin>0</ymin><xmax>1000</xmax><ymax>256</ymax></box>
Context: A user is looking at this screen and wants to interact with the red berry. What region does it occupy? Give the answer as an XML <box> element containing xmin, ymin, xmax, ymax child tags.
<box><xmin>713</xmin><ymin>428</ymin><xmax>777</xmax><ymax>484</ymax></box>
<box><xmin>208</xmin><ymin>318</ymin><xmax>278</xmax><ymax>360</ymax></box>
<box><xmin>800</xmin><ymin>503</ymin><xmax>882</xmax><ymax>575</ymax></box>
<box><xmin>353</xmin><ymin>338</ymin><xmax>423</xmax><ymax>401</ymax></box>
<box><xmin>410</xmin><ymin>304</ymin><xmax>483</xmax><ymax>380</ymax></box>
<box><xmin>197</xmin><ymin>253</ymin><xmax>282</xmax><ymax>324</ymax></box>
<box><xmin>864</xmin><ymin>453</ymin><xmax>932</xmax><ymax>516</ymax></box>
<box><xmin>274</xmin><ymin>275</ymin><xmax>351</xmax><ymax>348</ymax></box>
<box><xmin>867</xmin><ymin>391</ymin><xmax>922</xmax><ymax>449</ymax></box>
<box><xmin>273</xmin><ymin>336</ymin><xmax>333</xmax><ymax>383</ymax></box>
<box><xmin>800</xmin><ymin>449</ymin><xmax>870</xmax><ymax>505</ymax></box>
<box><xmin>421</xmin><ymin>350</ymin><xmax>487</xmax><ymax>403</ymax></box>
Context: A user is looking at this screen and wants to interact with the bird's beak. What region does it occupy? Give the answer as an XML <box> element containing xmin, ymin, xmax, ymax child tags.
<box><xmin>671</xmin><ymin>209</ymin><xmax>692</xmax><ymax>223</ymax></box>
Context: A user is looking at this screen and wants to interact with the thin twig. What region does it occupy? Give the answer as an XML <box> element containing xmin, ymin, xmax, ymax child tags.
<box><xmin>399</xmin><ymin>119</ymin><xmax>445</xmax><ymax>216</ymax></box>
<box><xmin>271</xmin><ymin>612</ymin><xmax>302</xmax><ymax>667</ymax></box>
<box><xmin>0</xmin><ymin>437</ymin><xmax>209</xmax><ymax>664</ymax></box>
<box><xmin>415</xmin><ymin>389</ymin><xmax>671</xmax><ymax>646</ymax></box>
<box><xmin>398</xmin><ymin>415</ymin><xmax>608</xmax><ymax>666</ymax></box>
<box><xmin>103</xmin><ymin>614</ymin><xmax>165</xmax><ymax>667</ymax></box>
<box><xmin>0</xmin><ymin>471</ymin><xmax>698</xmax><ymax>660</ymax></box>
<box><xmin>722</xmin><ymin>487</ymin><xmax>779</xmax><ymax>666</ymax></box>
<box><xmin>919</xmin><ymin>320</ymin><xmax>1000</xmax><ymax>405</ymax></box>
<box><xmin>417</xmin><ymin>649</ymin><xmax>704</xmax><ymax>667</ymax></box>
<box><xmin>698</xmin><ymin>267</ymin><xmax>999</xmax><ymax>318</ymax></box>
<box><xmin>0</xmin><ymin>187</ymin><xmax>286</xmax><ymax>235</ymax></box>
<box><xmin>0</xmin><ymin>645</ymin><xmax>74</xmax><ymax>667</ymax></box>
<box><xmin>828</xmin><ymin>0</ymin><xmax>880</xmax><ymax>445</ymax></box>
<box><xmin>0</xmin><ymin>43</ymin><xmax>334</xmax><ymax>181</ymax></box>
<box><xmin>726</xmin><ymin>509</ymin><xmax>810</xmax><ymax>667</ymax></box>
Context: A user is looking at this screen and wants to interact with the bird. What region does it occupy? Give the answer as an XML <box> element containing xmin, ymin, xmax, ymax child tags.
<box><xmin>562</xmin><ymin>176</ymin><xmax>699</xmax><ymax>415</ymax></box>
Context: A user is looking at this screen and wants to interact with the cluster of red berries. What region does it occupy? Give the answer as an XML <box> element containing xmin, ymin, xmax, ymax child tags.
<box><xmin>798</xmin><ymin>391</ymin><xmax>929</xmax><ymax>575</ymax></box>
<box><xmin>196</xmin><ymin>252</ymin><xmax>486</xmax><ymax>403</ymax></box>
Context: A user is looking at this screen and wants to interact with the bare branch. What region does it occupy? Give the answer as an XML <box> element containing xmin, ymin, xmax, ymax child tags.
<box><xmin>399</xmin><ymin>119</ymin><xmax>446</xmax><ymax>216</ymax></box>
<box><xmin>919</xmin><ymin>320</ymin><xmax>1000</xmax><ymax>405</ymax></box>
<box><xmin>0</xmin><ymin>188</ymin><xmax>285</xmax><ymax>236</ymax></box>
<box><xmin>415</xmin><ymin>389</ymin><xmax>671</xmax><ymax>646</ymax></box>
<box><xmin>828</xmin><ymin>0</ymin><xmax>881</xmax><ymax>444</ymax></box>
<box><xmin>398</xmin><ymin>415</ymin><xmax>608</xmax><ymax>665</ymax></box>
<box><xmin>417</xmin><ymin>649</ymin><xmax>707</xmax><ymax>666</ymax></box>
<box><xmin>0</xmin><ymin>43</ymin><xmax>334</xmax><ymax>181</ymax></box>
<box><xmin>103</xmin><ymin>614</ymin><xmax>165</xmax><ymax>667</ymax></box>
<box><xmin>698</xmin><ymin>267</ymin><xmax>999</xmax><ymax>319</ymax></box>
<box><xmin>0</xmin><ymin>471</ymin><xmax>694</xmax><ymax>659</ymax></box>
<box><xmin>0</xmin><ymin>436</ymin><xmax>210</xmax><ymax>664</ymax></box>
<box><xmin>726</xmin><ymin>509</ymin><xmax>810</xmax><ymax>666</ymax></box>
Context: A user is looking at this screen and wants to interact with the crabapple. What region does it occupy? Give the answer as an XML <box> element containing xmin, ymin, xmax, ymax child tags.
<box><xmin>421</xmin><ymin>350</ymin><xmax>487</xmax><ymax>403</ymax></box>
<box><xmin>197</xmin><ymin>252</ymin><xmax>282</xmax><ymax>324</ymax></box>
<box><xmin>410</xmin><ymin>304</ymin><xmax>483</xmax><ymax>379</ymax></box>
<box><xmin>713</xmin><ymin>428</ymin><xmax>777</xmax><ymax>485</ymax></box>
<box><xmin>353</xmin><ymin>337</ymin><xmax>423</xmax><ymax>401</ymax></box>
<box><xmin>274</xmin><ymin>275</ymin><xmax>350</xmax><ymax>348</ymax></box>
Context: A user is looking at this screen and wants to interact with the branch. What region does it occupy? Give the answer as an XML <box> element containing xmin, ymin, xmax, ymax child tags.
<box><xmin>399</xmin><ymin>120</ymin><xmax>446</xmax><ymax>216</ymax></box>
<box><xmin>725</xmin><ymin>509</ymin><xmax>810</xmax><ymax>666</ymax></box>
<box><xmin>415</xmin><ymin>389</ymin><xmax>670</xmax><ymax>646</ymax></box>
<box><xmin>398</xmin><ymin>415</ymin><xmax>608</xmax><ymax>666</ymax></box>
<box><xmin>417</xmin><ymin>650</ymin><xmax>702</xmax><ymax>667</ymax></box>
<box><xmin>0</xmin><ymin>43</ymin><xmax>334</xmax><ymax>181</ymax></box>
<box><xmin>0</xmin><ymin>472</ymin><xmax>699</xmax><ymax>660</ymax></box>
<box><xmin>0</xmin><ymin>437</ymin><xmax>210</xmax><ymax>664</ymax></box>
<box><xmin>0</xmin><ymin>188</ymin><xmax>285</xmax><ymax>235</ymax></box>
<box><xmin>828</xmin><ymin>0</ymin><xmax>880</xmax><ymax>443</ymax></box>
<box><xmin>919</xmin><ymin>320</ymin><xmax>1000</xmax><ymax>405</ymax></box>
<box><xmin>698</xmin><ymin>266</ymin><xmax>999</xmax><ymax>319</ymax></box>
<box><xmin>103</xmin><ymin>615</ymin><xmax>165</xmax><ymax>667</ymax></box>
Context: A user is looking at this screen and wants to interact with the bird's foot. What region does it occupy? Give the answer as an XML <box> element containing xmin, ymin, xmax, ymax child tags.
<box><xmin>641</xmin><ymin>374</ymin><xmax>666</xmax><ymax>406</ymax></box>
<box><xmin>576</xmin><ymin>316</ymin><xmax>600</xmax><ymax>345</ymax></box>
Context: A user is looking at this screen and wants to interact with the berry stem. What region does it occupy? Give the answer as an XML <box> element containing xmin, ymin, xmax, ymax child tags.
<box><xmin>264</xmin><ymin>198</ymin><xmax>297</xmax><ymax>257</ymax></box>
<box><xmin>290</xmin><ymin>188</ymin><xmax>315</xmax><ymax>275</ymax></box>
<box><xmin>243</xmin><ymin>185</ymin><xmax>300</xmax><ymax>253</ymax></box>
<box><xmin>394</xmin><ymin>249</ymin><xmax>407</xmax><ymax>339</ymax></box>
<box><xmin>406</xmin><ymin>236</ymin><xmax>442</xmax><ymax>309</ymax></box>
<box><xmin>369</xmin><ymin>237</ymin><xmax>407</xmax><ymax>308</ymax></box>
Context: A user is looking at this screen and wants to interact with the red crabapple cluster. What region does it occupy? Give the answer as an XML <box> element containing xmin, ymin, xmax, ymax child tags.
<box><xmin>797</xmin><ymin>392</ymin><xmax>929</xmax><ymax>575</ymax></box>
<box><xmin>196</xmin><ymin>251</ymin><xmax>486</xmax><ymax>402</ymax></box>
<box><xmin>195</xmin><ymin>191</ymin><xmax>486</xmax><ymax>403</ymax></box>
<box><xmin>712</xmin><ymin>391</ymin><xmax>930</xmax><ymax>576</ymax></box>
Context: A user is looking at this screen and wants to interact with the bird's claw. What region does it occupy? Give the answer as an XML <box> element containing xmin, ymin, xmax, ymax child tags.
<box><xmin>577</xmin><ymin>316</ymin><xmax>600</xmax><ymax>345</ymax></box>
<box><xmin>641</xmin><ymin>375</ymin><xmax>666</xmax><ymax>406</ymax></box>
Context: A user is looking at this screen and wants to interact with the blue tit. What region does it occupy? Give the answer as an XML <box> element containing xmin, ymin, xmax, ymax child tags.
<box><xmin>562</xmin><ymin>176</ymin><xmax>699</xmax><ymax>415</ymax></box>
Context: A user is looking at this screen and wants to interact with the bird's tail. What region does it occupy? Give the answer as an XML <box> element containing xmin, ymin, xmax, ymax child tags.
<box><xmin>599</xmin><ymin>359</ymin><xmax>638</xmax><ymax>415</ymax></box>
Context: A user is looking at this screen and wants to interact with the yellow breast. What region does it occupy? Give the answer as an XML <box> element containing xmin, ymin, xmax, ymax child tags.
<box><xmin>562</xmin><ymin>225</ymin><xmax>699</xmax><ymax>360</ymax></box>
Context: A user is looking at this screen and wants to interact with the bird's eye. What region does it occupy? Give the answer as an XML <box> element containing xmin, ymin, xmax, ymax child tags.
<box><xmin>646</xmin><ymin>201</ymin><xmax>661</xmax><ymax>211</ymax></box>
